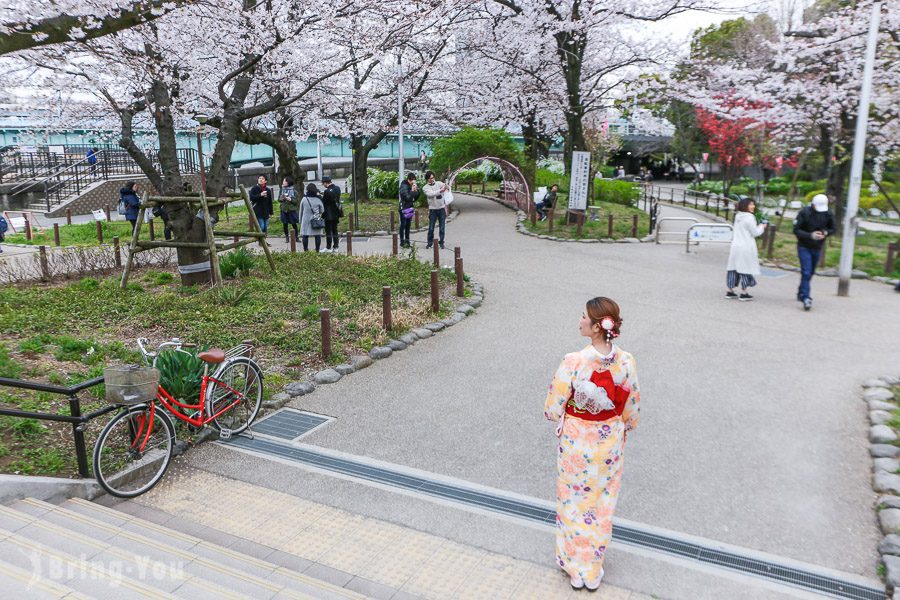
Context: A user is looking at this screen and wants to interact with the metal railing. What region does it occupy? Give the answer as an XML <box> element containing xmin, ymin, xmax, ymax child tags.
<box><xmin>0</xmin><ymin>375</ymin><xmax>116</xmax><ymax>477</ymax></box>
<box><xmin>643</xmin><ymin>184</ymin><xmax>735</xmax><ymax>221</ymax></box>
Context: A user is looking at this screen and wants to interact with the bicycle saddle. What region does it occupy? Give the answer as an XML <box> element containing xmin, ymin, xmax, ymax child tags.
<box><xmin>198</xmin><ymin>349</ymin><xmax>226</xmax><ymax>363</ymax></box>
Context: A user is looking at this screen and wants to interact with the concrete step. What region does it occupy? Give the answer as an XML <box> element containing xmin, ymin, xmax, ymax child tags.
<box><xmin>14</xmin><ymin>497</ymin><xmax>363</xmax><ymax>600</ymax></box>
<box><xmin>0</xmin><ymin>524</ymin><xmax>176</xmax><ymax>599</ymax></box>
<box><xmin>0</xmin><ymin>556</ymin><xmax>89</xmax><ymax>599</ymax></box>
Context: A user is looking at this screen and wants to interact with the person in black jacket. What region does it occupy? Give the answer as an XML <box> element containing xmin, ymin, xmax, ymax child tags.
<box><xmin>248</xmin><ymin>175</ymin><xmax>274</xmax><ymax>233</ymax></box>
<box><xmin>119</xmin><ymin>181</ymin><xmax>141</xmax><ymax>232</ymax></box>
<box><xmin>398</xmin><ymin>173</ymin><xmax>419</xmax><ymax>248</ymax></box>
<box><xmin>320</xmin><ymin>176</ymin><xmax>342</xmax><ymax>252</ymax></box>
<box><xmin>793</xmin><ymin>194</ymin><xmax>836</xmax><ymax>311</ymax></box>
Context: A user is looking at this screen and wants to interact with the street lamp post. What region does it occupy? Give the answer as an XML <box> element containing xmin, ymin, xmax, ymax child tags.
<box><xmin>397</xmin><ymin>55</ymin><xmax>404</xmax><ymax>180</ymax></box>
<box><xmin>838</xmin><ymin>1</ymin><xmax>882</xmax><ymax>296</ymax></box>
<box><xmin>192</xmin><ymin>114</ymin><xmax>209</xmax><ymax>193</ymax></box>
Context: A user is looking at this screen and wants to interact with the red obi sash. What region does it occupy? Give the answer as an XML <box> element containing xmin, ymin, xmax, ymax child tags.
<box><xmin>566</xmin><ymin>369</ymin><xmax>630</xmax><ymax>421</ymax></box>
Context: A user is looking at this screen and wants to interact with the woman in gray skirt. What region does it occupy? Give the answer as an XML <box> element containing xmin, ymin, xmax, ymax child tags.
<box><xmin>299</xmin><ymin>182</ymin><xmax>325</xmax><ymax>252</ymax></box>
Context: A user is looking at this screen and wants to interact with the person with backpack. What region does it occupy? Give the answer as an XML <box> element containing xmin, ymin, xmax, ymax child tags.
<box><xmin>299</xmin><ymin>182</ymin><xmax>325</xmax><ymax>252</ymax></box>
<box><xmin>86</xmin><ymin>147</ymin><xmax>99</xmax><ymax>176</ymax></box>
<box><xmin>249</xmin><ymin>175</ymin><xmax>274</xmax><ymax>234</ymax></box>
<box><xmin>793</xmin><ymin>194</ymin><xmax>836</xmax><ymax>311</ymax></box>
<box><xmin>398</xmin><ymin>173</ymin><xmax>419</xmax><ymax>248</ymax></box>
<box><xmin>278</xmin><ymin>176</ymin><xmax>300</xmax><ymax>243</ymax></box>
<box><xmin>119</xmin><ymin>181</ymin><xmax>141</xmax><ymax>232</ymax></box>
<box><xmin>320</xmin><ymin>176</ymin><xmax>342</xmax><ymax>252</ymax></box>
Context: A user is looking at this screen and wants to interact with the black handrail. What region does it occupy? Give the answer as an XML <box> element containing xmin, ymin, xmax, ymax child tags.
<box><xmin>0</xmin><ymin>375</ymin><xmax>116</xmax><ymax>478</ymax></box>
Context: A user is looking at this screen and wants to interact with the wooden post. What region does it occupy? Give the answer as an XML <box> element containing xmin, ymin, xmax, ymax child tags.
<box><xmin>148</xmin><ymin>219</ymin><xmax>156</xmax><ymax>241</ymax></box>
<box><xmin>24</xmin><ymin>214</ymin><xmax>32</xmax><ymax>241</ymax></box>
<box><xmin>66</xmin><ymin>208</ymin><xmax>72</xmax><ymax>225</ymax></box>
<box><xmin>631</xmin><ymin>215</ymin><xmax>638</xmax><ymax>237</ymax></box>
<box><xmin>233</xmin><ymin>235</ymin><xmax>239</xmax><ymax>244</ymax></box>
<box><xmin>454</xmin><ymin>246</ymin><xmax>461</xmax><ymax>265</ymax></box>
<box><xmin>52</xmin><ymin>223</ymin><xmax>60</xmax><ymax>246</ymax></box>
<box><xmin>320</xmin><ymin>308</ymin><xmax>332</xmax><ymax>360</ymax></box>
<box><xmin>346</xmin><ymin>229</ymin><xmax>353</xmax><ymax>256</ymax></box>
<box><xmin>199</xmin><ymin>192</ymin><xmax>221</xmax><ymax>285</ymax></box>
<box><xmin>390</xmin><ymin>210</ymin><xmax>396</xmax><ymax>233</ymax></box>
<box><xmin>414</xmin><ymin>209</ymin><xmax>419</xmax><ymax>229</ymax></box>
<box><xmin>96</xmin><ymin>220</ymin><xmax>103</xmax><ymax>244</ymax></box>
<box><xmin>430</xmin><ymin>270</ymin><xmax>439</xmax><ymax>313</ymax></box>
<box><xmin>576</xmin><ymin>212</ymin><xmax>584</xmax><ymax>236</ymax></box>
<box><xmin>113</xmin><ymin>236</ymin><xmax>122</xmax><ymax>268</ymax></box>
<box><xmin>392</xmin><ymin>233</ymin><xmax>398</xmax><ymax>256</ymax></box>
<box><xmin>766</xmin><ymin>225</ymin><xmax>776</xmax><ymax>259</ymax></box>
<box><xmin>548</xmin><ymin>209</ymin><xmax>555</xmax><ymax>233</ymax></box>
<box><xmin>819</xmin><ymin>237</ymin><xmax>827</xmax><ymax>267</ymax></box>
<box><xmin>456</xmin><ymin>257</ymin><xmax>464</xmax><ymax>297</ymax></box>
<box><xmin>38</xmin><ymin>246</ymin><xmax>49</xmax><ymax>282</ymax></box>
<box><xmin>481</xmin><ymin>181</ymin><xmax>485</xmax><ymax>194</ymax></box>
<box><xmin>290</xmin><ymin>229</ymin><xmax>297</xmax><ymax>253</ymax></box>
<box><xmin>885</xmin><ymin>242</ymin><xmax>897</xmax><ymax>274</ymax></box>
<box><xmin>105</xmin><ymin>204</ymin><xmax>111</xmax><ymax>222</ymax></box>
<box><xmin>382</xmin><ymin>286</ymin><xmax>392</xmax><ymax>331</ymax></box>
<box><xmin>530</xmin><ymin>204</ymin><xmax>537</xmax><ymax>226</ymax></box>
<box><xmin>349</xmin><ymin>214</ymin><xmax>355</xmax><ymax>232</ymax></box>
<box><xmin>433</xmin><ymin>242</ymin><xmax>440</xmax><ymax>267</ymax></box>
<box><xmin>715</xmin><ymin>198</ymin><xmax>720</xmax><ymax>217</ymax></box>
<box><xmin>607</xmin><ymin>214</ymin><xmax>614</xmax><ymax>238</ymax></box>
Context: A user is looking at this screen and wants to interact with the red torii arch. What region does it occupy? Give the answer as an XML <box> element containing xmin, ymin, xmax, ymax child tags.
<box><xmin>447</xmin><ymin>157</ymin><xmax>531</xmax><ymax>212</ymax></box>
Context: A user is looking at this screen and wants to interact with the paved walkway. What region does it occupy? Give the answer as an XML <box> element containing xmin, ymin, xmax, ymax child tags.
<box><xmin>168</xmin><ymin>192</ymin><xmax>899</xmax><ymax>597</ymax></box>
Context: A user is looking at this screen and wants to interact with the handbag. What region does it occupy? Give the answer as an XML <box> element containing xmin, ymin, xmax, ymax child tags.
<box><xmin>401</xmin><ymin>207</ymin><xmax>415</xmax><ymax>219</ymax></box>
<box><xmin>443</xmin><ymin>190</ymin><xmax>454</xmax><ymax>206</ymax></box>
<box><xmin>117</xmin><ymin>200</ymin><xmax>127</xmax><ymax>216</ymax></box>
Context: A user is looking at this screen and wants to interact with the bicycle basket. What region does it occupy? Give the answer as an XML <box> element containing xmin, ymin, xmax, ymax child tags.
<box><xmin>104</xmin><ymin>366</ymin><xmax>160</xmax><ymax>405</ymax></box>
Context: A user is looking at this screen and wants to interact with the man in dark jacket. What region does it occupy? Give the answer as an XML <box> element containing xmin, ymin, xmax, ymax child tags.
<box><xmin>248</xmin><ymin>175</ymin><xmax>274</xmax><ymax>233</ymax></box>
<box><xmin>398</xmin><ymin>173</ymin><xmax>419</xmax><ymax>248</ymax></box>
<box><xmin>119</xmin><ymin>181</ymin><xmax>141</xmax><ymax>232</ymax></box>
<box><xmin>793</xmin><ymin>193</ymin><xmax>836</xmax><ymax>311</ymax></box>
<box><xmin>320</xmin><ymin>176</ymin><xmax>342</xmax><ymax>252</ymax></box>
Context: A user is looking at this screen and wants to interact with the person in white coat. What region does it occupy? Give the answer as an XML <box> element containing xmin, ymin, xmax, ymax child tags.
<box><xmin>726</xmin><ymin>198</ymin><xmax>767</xmax><ymax>301</ymax></box>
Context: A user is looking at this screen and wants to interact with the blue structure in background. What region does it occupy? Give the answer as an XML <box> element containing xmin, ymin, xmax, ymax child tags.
<box><xmin>0</xmin><ymin>128</ymin><xmax>438</xmax><ymax>166</ymax></box>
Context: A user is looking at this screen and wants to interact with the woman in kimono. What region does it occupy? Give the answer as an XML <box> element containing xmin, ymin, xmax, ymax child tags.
<box><xmin>544</xmin><ymin>297</ymin><xmax>640</xmax><ymax>591</ymax></box>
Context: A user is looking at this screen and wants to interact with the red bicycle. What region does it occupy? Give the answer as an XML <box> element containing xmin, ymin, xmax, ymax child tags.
<box><xmin>93</xmin><ymin>337</ymin><xmax>263</xmax><ymax>497</ymax></box>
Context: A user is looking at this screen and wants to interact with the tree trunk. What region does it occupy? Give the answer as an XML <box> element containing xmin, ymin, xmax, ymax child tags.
<box><xmin>556</xmin><ymin>31</ymin><xmax>586</xmax><ymax>171</ymax></box>
<box><xmin>237</xmin><ymin>127</ymin><xmax>304</xmax><ymax>187</ymax></box>
<box><xmin>520</xmin><ymin>117</ymin><xmax>540</xmax><ymax>193</ymax></box>
<box><xmin>826</xmin><ymin>112</ymin><xmax>854</xmax><ymax>233</ymax></box>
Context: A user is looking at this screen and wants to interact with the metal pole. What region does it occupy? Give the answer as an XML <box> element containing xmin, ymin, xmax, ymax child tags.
<box><xmin>351</xmin><ymin>133</ymin><xmax>359</xmax><ymax>226</ymax></box>
<box><xmin>838</xmin><ymin>1</ymin><xmax>881</xmax><ymax>297</ymax></box>
<box><xmin>316</xmin><ymin>131</ymin><xmax>323</xmax><ymax>181</ymax></box>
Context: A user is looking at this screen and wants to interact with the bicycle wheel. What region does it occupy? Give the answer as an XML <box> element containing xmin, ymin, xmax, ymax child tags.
<box><xmin>93</xmin><ymin>404</ymin><xmax>175</xmax><ymax>498</ymax></box>
<box><xmin>205</xmin><ymin>356</ymin><xmax>263</xmax><ymax>436</ymax></box>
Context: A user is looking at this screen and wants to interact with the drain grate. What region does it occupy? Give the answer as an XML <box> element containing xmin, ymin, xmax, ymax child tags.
<box><xmin>220</xmin><ymin>435</ymin><xmax>885</xmax><ymax>600</ymax></box>
<box><xmin>251</xmin><ymin>409</ymin><xmax>330</xmax><ymax>441</ymax></box>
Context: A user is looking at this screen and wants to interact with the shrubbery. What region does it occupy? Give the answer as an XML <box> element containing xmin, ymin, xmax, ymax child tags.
<box><xmin>429</xmin><ymin>127</ymin><xmax>523</xmax><ymax>176</ymax></box>
<box><xmin>594</xmin><ymin>180</ymin><xmax>639</xmax><ymax>207</ymax></box>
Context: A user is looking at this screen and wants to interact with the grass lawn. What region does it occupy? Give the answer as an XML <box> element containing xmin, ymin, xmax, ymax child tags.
<box><xmin>4</xmin><ymin>220</ymin><xmax>134</xmax><ymax>247</ymax></box>
<box><xmin>761</xmin><ymin>224</ymin><xmax>899</xmax><ymax>278</ymax></box>
<box><xmin>523</xmin><ymin>202</ymin><xmax>650</xmax><ymax>240</ymax></box>
<box><xmin>0</xmin><ymin>250</ymin><xmax>465</xmax><ymax>477</ymax></box>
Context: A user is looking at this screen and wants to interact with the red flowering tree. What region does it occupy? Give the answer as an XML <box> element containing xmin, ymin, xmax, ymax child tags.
<box><xmin>696</xmin><ymin>96</ymin><xmax>777</xmax><ymax>196</ymax></box>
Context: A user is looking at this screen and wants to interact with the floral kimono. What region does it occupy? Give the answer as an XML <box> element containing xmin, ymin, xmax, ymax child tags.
<box><xmin>544</xmin><ymin>344</ymin><xmax>640</xmax><ymax>583</ymax></box>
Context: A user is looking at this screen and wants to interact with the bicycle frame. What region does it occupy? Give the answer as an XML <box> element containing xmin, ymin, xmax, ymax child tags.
<box><xmin>154</xmin><ymin>367</ymin><xmax>246</xmax><ymax>428</ymax></box>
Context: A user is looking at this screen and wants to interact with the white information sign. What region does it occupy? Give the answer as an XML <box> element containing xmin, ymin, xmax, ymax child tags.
<box><xmin>688</xmin><ymin>224</ymin><xmax>733</xmax><ymax>242</ymax></box>
<box><xmin>568</xmin><ymin>151</ymin><xmax>591</xmax><ymax>211</ymax></box>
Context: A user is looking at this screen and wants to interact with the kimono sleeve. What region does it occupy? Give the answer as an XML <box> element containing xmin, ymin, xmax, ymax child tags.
<box><xmin>621</xmin><ymin>354</ymin><xmax>641</xmax><ymax>432</ymax></box>
<box><xmin>544</xmin><ymin>356</ymin><xmax>575</xmax><ymax>422</ymax></box>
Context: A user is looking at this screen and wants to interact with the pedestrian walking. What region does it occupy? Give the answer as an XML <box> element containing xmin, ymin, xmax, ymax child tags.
<box><xmin>299</xmin><ymin>182</ymin><xmax>325</xmax><ymax>252</ymax></box>
<box><xmin>419</xmin><ymin>150</ymin><xmax>428</xmax><ymax>172</ymax></box>
<box><xmin>119</xmin><ymin>181</ymin><xmax>141</xmax><ymax>232</ymax></box>
<box><xmin>320</xmin><ymin>176</ymin><xmax>342</xmax><ymax>252</ymax></box>
<box><xmin>86</xmin><ymin>147</ymin><xmax>99</xmax><ymax>176</ymax></box>
<box><xmin>398</xmin><ymin>172</ymin><xmax>419</xmax><ymax>248</ymax></box>
<box><xmin>544</xmin><ymin>297</ymin><xmax>640</xmax><ymax>591</ymax></box>
<box><xmin>793</xmin><ymin>193</ymin><xmax>835</xmax><ymax>311</ymax></box>
<box><xmin>725</xmin><ymin>198</ymin><xmax>767</xmax><ymax>301</ymax></box>
<box><xmin>278</xmin><ymin>176</ymin><xmax>300</xmax><ymax>243</ymax></box>
<box><xmin>249</xmin><ymin>175</ymin><xmax>274</xmax><ymax>234</ymax></box>
<box><xmin>423</xmin><ymin>170</ymin><xmax>448</xmax><ymax>249</ymax></box>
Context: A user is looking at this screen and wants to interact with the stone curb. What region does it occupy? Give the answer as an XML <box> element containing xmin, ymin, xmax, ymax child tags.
<box><xmin>863</xmin><ymin>377</ymin><xmax>900</xmax><ymax>592</ymax></box>
<box><xmin>278</xmin><ymin>280</ymin><xmax>484</xmax><ymax>403</ymax></box>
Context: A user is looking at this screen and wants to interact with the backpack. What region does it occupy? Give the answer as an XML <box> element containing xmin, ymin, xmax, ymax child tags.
<box><xmin>0</xmin><ymin>215</ymin><xmax>7</xmax><ymax>233</ymax></box>
<box><xmin>117</xmin><ymin>200</ymin><xmax>127</xmax><ymax>216</ymax></box>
